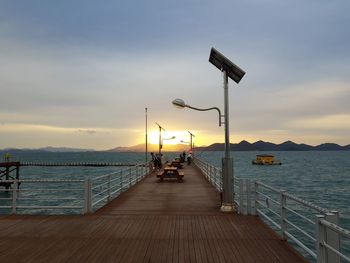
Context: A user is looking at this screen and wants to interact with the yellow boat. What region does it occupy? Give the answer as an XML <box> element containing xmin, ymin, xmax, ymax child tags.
<box><xmin>252</xmin><ymin>154</ymin><xmax>282</xmax><ymax>165</ymax></box>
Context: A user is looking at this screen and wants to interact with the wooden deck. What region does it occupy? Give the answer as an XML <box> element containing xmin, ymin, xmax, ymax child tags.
<box><xmin>0</xmin><ymin>163</ymin><xmax>308</xmax><ymax>262</ymax></box>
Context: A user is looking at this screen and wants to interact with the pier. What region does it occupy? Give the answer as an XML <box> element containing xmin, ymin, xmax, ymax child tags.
<box><xmin>0</xmin><ymin>162</ymin><xmax>20</xmax><ymax>189</ymax></box>
<box><xmin>0</xmin><ymin>163</ymin><xmax>307</xmax><ymax>262</ymax></box>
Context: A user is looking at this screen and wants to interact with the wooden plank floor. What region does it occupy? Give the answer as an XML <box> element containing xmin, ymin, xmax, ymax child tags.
<box><xmin>0</xmin><ymin>163</ymin><xmax>308</xmax><ymax>262</ymax></box>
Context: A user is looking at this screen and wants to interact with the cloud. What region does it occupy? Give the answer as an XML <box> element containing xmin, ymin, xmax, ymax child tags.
<box><xmin>286</xmin><ymin>114</ymin><xmax>350</xmax><ymax>131</ymax></box>
<box><xmin>78</xmin><ymin>129</ymin><xmax>97</xmax><ymax>134</ymax></box>
<box><xmin>0</xmin><ymin>1</ymin><xmax>350</xmax><ymax>148</ymax></box>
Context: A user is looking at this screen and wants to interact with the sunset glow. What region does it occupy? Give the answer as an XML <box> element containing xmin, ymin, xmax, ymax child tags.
<box><xmin>0</xmin><ymin>1</ymin><xmax>349</xmax><ymax>150</ymax></box>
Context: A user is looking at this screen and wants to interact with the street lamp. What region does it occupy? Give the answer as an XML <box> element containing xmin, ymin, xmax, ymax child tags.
<box><xmin>162</xmin><ymin>136</ymin><xmax>176</xmax><ymax>149</ymax></box>
<box><xmin>172</xmin><ymin>47</ymin><xmax>246</xmax><ymax>213</ymax></box>
<box><xmin>209</xmin><ymin>47</ymin><xmax>245</xmax><ymax>212</ymax></box>
<box><xmin>188</xmin><ymin>131</ymin><xmax>195</xmax><ymax>155</ymax></box>
<box><xmin>155</xmin><ymin>122</ymin><xmax>165</xmax><ymax>156</ymax></box>
<box><xmin>145</xmin><ymin>108</ymin><xmax>148</xmax><ymax>164</ymax></box>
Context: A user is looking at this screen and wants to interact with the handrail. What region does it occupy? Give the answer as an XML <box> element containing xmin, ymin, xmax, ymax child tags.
<box><xmin>194</xmin><ymin>156</ymin><xmax>350</xmax><ymax>263</ymax></box>
<box><xmin>0</xmin><ymin>161</ymin><xmax>152</xmax><ymax>215</ymax></box>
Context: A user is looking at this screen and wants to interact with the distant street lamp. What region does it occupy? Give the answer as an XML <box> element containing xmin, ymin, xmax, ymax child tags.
<box><xmin>162</xmin><ymin>136</ymin><xmax>176</xmax><ymax>150</ymax></box>
<box><xmin>155</xmin><ymin>122</ymin><xmax>165</xmax><ymax>156</ymax></box>
<box><xmin>145</xmin><ymin>108</ymin><xmax>148</xmax><ymax>164</ymax></box>
<box><xmin>172</xmin><ymin>47</ymin><xmax>246</xmax><ymax>212</ymax></box>
<box><xmin>188</xmin><ymin>131</ymin><xmax>195</xmax><ymax>155</ymax></box>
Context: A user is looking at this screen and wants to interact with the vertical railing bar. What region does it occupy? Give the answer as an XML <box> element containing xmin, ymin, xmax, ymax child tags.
<box><xmin>254</xmin><ymin>181</ymin><xmax>258</xmax><ymax>215</ymax></box>
<box><xmin>12</xmin><ymin>181</ymin><xmax>18</xmax><ymax>214</ymax></box>
<box><xmin>239</xmin><ymin>179</ymin><xmax>244</xmax><ymax>215</ymax></box>
<box><xmin>316</xmin><ymin>215</ymin><xmax>326</xmax><ymax>263</ymax></box>
<box><xmin>120</xmin><ymin>170</ymin><xmax>123</xmax><ymax>193</ymax></box>
<box><xmin>107</xmin><ymin>174</ymin><xmax>111</xmax><ymax>202</ymax></box>
<box><xmin>281</xmin><ymin>190</ymin><xmax>287</xmax><ymax>240</ymax></box>
<box><xmin>84</xmin><ymin>178</ymin><xmax>92</xmax><ymax>214</ymax></box>
<box><xmin>247</xmin><ymin>179</ymin><xmax>251</xmax><ymax>215</ymax></box>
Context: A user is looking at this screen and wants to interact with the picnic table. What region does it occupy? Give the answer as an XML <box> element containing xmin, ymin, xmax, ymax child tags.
<box><xmin>169</xmin><ymin>160</ymin><xmax>183</xmax><ymax>169</ymax></box>
<box><xmin>157</xmin><ymin>166</ymin><xmax>184</xmax><ymax>182</ymax></box>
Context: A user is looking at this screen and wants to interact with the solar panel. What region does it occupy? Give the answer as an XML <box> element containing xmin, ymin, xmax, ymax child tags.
<box><xmin>209</xmin><ymin>47</ymin><xmax>246</xmax><ymax>84</ymax></box>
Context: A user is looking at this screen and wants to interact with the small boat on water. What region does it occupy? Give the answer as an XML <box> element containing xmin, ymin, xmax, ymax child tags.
<box><xmin>252</xmin><ymin>154</ymin><xmax>282</xmax><ymax>165</ymax></box>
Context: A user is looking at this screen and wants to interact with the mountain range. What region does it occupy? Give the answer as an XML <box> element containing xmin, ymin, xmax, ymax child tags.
<box><xmin>0</xmin><ymin>146</ymin><xmax>95</xmax><ymax>153</ymax></box>
<box><xmin>194</xmin><ymin>140</ymin><xmax>350</xmax><ymax>151</ymax></box>
<box><xmin>1</xmin><ymin>140</ymin><xmax>349</xmax><ymax>153</ymax></box>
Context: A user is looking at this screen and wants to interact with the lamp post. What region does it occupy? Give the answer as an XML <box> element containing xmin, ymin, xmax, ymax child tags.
<box><xmin>172</xmin><ymin>47</ymin><xmax>246</xmax><ymax>212</ymax></box>
<box><xmin>180</xmin><ymin>138</ymin><xmax>194</xmax><ymax>155</ymax></box>
<box><xmin>209</xmin><ymin>47</ymin><xmax>245</xmax><ymax>212</ymax></box>
<box><xmin>145</xmin><ymin>108</ymin><xmax>148</xmax><ymax>164</ymax></box>
<box><xmin>155</xmin><ymin>122</ymin><xmax>165</xmax><ymax>156</ymax></box>
<box><xmin>188</xmin><ymin>131</ymin><xmax>195</xmax><ymax>155</ymax></box>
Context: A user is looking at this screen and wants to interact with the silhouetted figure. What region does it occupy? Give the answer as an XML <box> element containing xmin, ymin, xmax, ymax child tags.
<box><xmin>187</xmin><ymin>153</ymin><xmax>192</xmax><ymax>165</ymax></box>
<box><xmin>155</xmin><ymin>154</ymin><xmax>162</xmax><ymax>169</ymax></box>
<box><xmin>150</xmin><ymin>152</ymin><xmax>156</xmax><ymax>168</ymax></box>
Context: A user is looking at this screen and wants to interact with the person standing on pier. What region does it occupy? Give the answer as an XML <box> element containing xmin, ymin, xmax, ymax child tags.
<box><xmin>187</xmin><ymin>152</ymin><xmax>192</xmax><ymax>165</ymax></box>
<box><xmin>156</xmin><ymin>154</ymin><xmax>162</xmax><ymax>169</ymax></box>
<box><xmin>150</xmin><ymin>152</ymin><xmax>156</xmax><ymax>169</ymax></box>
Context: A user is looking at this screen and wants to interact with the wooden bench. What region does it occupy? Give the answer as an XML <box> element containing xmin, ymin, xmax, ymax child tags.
<box><xmin>157</xmin><ymin>167</ymin><xmax>184</xmax><ymax>182</ymax></box>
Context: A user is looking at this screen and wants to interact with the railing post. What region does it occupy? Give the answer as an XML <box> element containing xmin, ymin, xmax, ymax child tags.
<box><xmin>246</xmin><ymin>179</ymin><xmax>251</xmax><ymax>215</ymax></box>
<box><xmin>280</xmin><ymin>190</ymin><xmax>287</xmax><ymax>240</ymax></box>
<box><xmin>12</xmin><ymin>181</ymin><xmax>18</xmax><ymax>214</ymax></box>
<box><xmin>254</xmin><ymin>181</ymin><xmax>258</xmax><ymax>215</ymax></box>
<box><xmin>325</xmin><ymin>212</ymin><xmax>340</xmax><ymax>263</ymax></box>
<box><xmin>239</xmin><ymin>179</ymin><xmax>244</xmax><ymax>214</ymax></box>
<box><xmin>84</xmin><ymin>178</ymin><xmax>92</xmax><ymax>214</ymax></box>
<box><xmin>120</xmin><ymin>171</ymin><xmax>123</xmax><ymax>193</ymax></box>
<box><xmin>129</xmin><ymin>167</ymin><xmax>132</xmax><ymax>187</ymax></box>
<box><xmin>316</xmin><ymin>215</ymin><xmax>326</xmax><ymax>263</ymax></box>
<box><xmin>107</xmin><ymin>174</ymin><xmax>111</xmax><ymax>202</ymax></box>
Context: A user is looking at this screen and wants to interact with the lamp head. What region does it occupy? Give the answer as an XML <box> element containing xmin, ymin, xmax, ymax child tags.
<box><xmin>172</xmin><ymin>98</ymin><xmax>186</xmax><ymax>109</ymax></box>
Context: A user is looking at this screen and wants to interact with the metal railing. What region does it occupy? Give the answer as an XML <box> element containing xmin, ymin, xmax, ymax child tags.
<box><xmin>194</xmin><ymin>156</ymin><xmax>350</xmax><ymax>263</ymax></box>
<box><xmin>317</xmin><ymin>216</ymin><xmax>350</xmax><ymax>263</ymax></box>
<box><xmin>0</xmin><ymin>179</ymin><xmax>85</xmax><ymax>214</ymax></box>
<box><xmin>0</xmin><ymin>162</ymin><xmax>151</xmax><ymax>215</ymax></box>
<box><xmin>195</xmin><ymin>157</ymin><xmax>222</xmax><ymax>191</ymax></box>
<box><xmin>89</xmin><ymin>163</ymin><xmax>151</xmax><ymax>212</ymax></box>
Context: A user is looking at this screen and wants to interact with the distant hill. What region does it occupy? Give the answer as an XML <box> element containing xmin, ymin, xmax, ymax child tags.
<box><xmin>1</xmin><ymin>140</ymin><xmax>349</xmax><ymax>153</ymax></box>
<box><xmin>195</xmin><ymin>140</ymin><xmax>350</xmax><ymax>151</ymax></box>
<box><xmin>0</xmin><ymin>146</ymin><xmax>95</xmax><ymax>153</ymax></box>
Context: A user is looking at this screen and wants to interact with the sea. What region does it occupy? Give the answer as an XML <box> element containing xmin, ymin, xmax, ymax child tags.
<box><xmin>1</xmin><ymin>150</ymin><xmax>349</xmax><ymax>226</ymax></box>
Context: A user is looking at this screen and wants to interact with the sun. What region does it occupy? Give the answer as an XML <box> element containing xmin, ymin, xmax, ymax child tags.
<box><xmin>148</xmin><ymin>130</ymin><xmax>193</xmax><ymax>145</ymax></box>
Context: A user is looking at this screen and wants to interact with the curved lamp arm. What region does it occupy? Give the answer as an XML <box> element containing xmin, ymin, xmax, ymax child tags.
<box><xmin>172</xmin><ymin>98</ymin><xmax>223</xmax><ymax>126</ymax></box>
<box><xmin>185</xmin><ymin>105</ymin><xmax>223</xmax><ymax>127</ymax></box>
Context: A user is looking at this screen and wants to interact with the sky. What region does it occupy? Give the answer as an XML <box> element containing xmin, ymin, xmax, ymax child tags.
<box><xmin>0</xmin><ymin>0</ymin><xmax>349</xmax><ymax>150</ymax></box>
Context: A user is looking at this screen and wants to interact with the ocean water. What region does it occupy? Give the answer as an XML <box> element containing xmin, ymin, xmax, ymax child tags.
<box><xmin>1</xmin><ymin>151</ymin><xmax>349</xmax><ymax>225</ymax></box>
